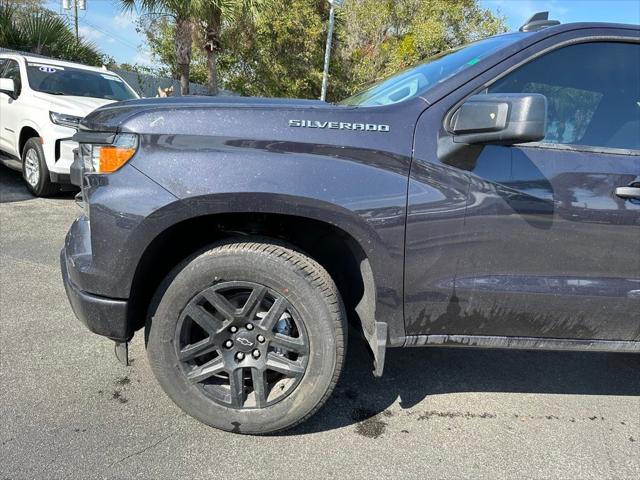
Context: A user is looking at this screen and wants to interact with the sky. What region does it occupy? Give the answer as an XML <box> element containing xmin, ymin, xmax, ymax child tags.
<box><xmin>44</xmin><ymin>0</ymin><xmax>640</xmax><ymax>66</ymax></box>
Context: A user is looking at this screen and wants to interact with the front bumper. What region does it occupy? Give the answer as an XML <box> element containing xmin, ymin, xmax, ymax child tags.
<box><xmin>61</xmin><ymin>244</ymin><xmax>130</xmax><ymax>341</ymax></box>
<box><xmin>54</xmin><ymin>139</ymin><xmax>76</xmax><ymax>172</ymax></box>
<box><xmin>45</xmin><ymin>124</ymin><xmax>78</xmax><ymax>176</ymax></box>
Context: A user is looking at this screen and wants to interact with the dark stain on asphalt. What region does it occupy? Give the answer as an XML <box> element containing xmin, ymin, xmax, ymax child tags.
<box><xmin>352</xmin><ymin>408</ymin><xmax>387</xmax><ymax>439</ymax></box>
<box><xmin>630</xmin><ymin>437</ymin><xmax>636</xmax><ymax>442</ymax></box>
<box><xmin>108</xmin><ymin>376</ymin><xmax>132</xmax><ymax>404</ymax></box>
<box><xmin>115</xmin><ymin>376</ymin><xmax>131</xmax><ymax>386</ymax></box>
<box><xmin>515</xmin><ymin>414</ymin><xmax>608</xmax><ymax>423</ymax></box>
<box><xmin>419</xmin><ymin>411</ymin><xmax>496</xmax><ymax>421</ymax></box>
<box><xmin>112</xmin><ymin>391</ymin><xmax>128</xmax><ymax>404</ymax></box>
<box><xmin>74</xmin><ymin>428</ymin><xmax>87</xmax><ymax>433</ymax></box>
<box><xmin>412</xmin><ymin>411</ymin><xmax>621</xmax><ymax>424</ymax></box>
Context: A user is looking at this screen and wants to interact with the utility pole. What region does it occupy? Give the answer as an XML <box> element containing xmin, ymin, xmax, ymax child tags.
<box><xmin>63</xmin><ymin>0</ymin><xmax>86</xmax><ymax>43</ymax></box>
<box><xmin>74</xmin><ymin>0</ymin><xmax>78</xmax><ymax>42</ymax></box>
<box><xmin>320</xmin><ymin>0</ymin><xmax>343</xmax><ymax>102</ymax></box>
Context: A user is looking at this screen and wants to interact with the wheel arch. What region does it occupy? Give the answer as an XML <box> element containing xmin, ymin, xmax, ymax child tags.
<box><xmin>127</xmin><ymin>210</ymin><xmax>386</xmax><ymax>374</ymax></box>
<box><xmin>18</xmin><ymin>125</ymin><xmax>40</xmax><ymax>156</ymax></box>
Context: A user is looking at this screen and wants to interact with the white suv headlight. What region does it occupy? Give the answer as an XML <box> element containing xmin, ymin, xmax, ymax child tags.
<box><xmin>50</xmin><ymin>111</ymin><xmax>82</xmax><ymax>129</ymax></box>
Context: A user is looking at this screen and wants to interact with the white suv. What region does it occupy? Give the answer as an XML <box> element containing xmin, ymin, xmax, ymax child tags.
<box><xmin>0</xmin><ymin>54</ymin><xmax>139</xmax><ymax>196</ymax></box>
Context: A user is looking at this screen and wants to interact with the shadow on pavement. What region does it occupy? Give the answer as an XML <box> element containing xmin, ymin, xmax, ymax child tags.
<box><xmin>0</xmin><ymin>164</ymin><xmax>76</xmax><ymax>203</ymax></box>
<box><xmin>0</xmin><ymin>164</ymin><xmax>33</xmax><ymax>203</ymax></box>
<box><xmin>287</xmin><ymin>334</ymin><xmax>640</xmax><ymax>435</ymax></box>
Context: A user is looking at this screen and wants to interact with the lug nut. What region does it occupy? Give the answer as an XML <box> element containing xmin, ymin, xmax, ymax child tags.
<box><xmin>257</xmin><ymin>334</ymin><xmax>265</xmax><ymax>343</ymax></box>
<box><xmin>252</xmin><ymin>349</ymin><xmax>261</xmax><ymax>359</ymax></box>
<box><xmin>236</xmin><ymin>352</ymin><xmax>245</xmax><ymax>361</ymax></box>
<box><xmin>246</xmin><ymin>323</ymin><xmax>254</xmax><ymax>331</ymax></box>
<box><xmin>229</xmin><ymin>326</ymin><xmax>238</xmax><ymax>333</ymax></box>
<box><xmin>224</xmin><ymin>340</ymin><xmax>233</xmax><ymax>349</ymax></box>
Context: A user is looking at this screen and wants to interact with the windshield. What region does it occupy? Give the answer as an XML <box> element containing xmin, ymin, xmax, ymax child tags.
<box><xmin>340</xmin><ymin>33</ymin><xmax>526</xmax><ymax>106</ymax></box>
<box><xmin>26</xmin><ymin>62</ymin><xmax>137</xmax><ymax>101</ymax></box>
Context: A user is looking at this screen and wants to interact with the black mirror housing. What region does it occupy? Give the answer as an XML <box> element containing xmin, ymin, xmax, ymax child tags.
<box><xmin>449</xmin><ymin>93</ymin><xmax>547</xmax><ymax>145</ymax></box>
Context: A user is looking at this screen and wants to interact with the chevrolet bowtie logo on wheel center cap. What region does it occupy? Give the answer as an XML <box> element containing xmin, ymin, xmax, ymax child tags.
<box><xmin>235</xmin><ymin>334</ymin><xmax>255</xmax><ymax>352</ymax></box>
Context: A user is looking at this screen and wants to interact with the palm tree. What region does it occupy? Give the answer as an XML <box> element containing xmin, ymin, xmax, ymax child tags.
<box><xmin>119</xmin><ymin>0</ymin><xmax>197</xmax><ymax>95</ymax></box>
<box><xmin>195</xmin><ymin>0</ymin><xmax>269</xmax><ymax>95</ymax></box>
<box><xmin>0</xmin><ymin>5</ymin><xmax>103</xmax><ymax>65</ymax></box>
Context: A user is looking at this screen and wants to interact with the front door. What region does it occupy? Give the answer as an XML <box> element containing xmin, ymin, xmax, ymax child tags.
<box><xmin>0</xmin><ymin>59</ymin><xmax>24</xmax><ymax>156</ymax></box>
<box><xmin>453</xmin><ymin>40</ymin><xmax>640</xmax><ymax>341</ymax></box>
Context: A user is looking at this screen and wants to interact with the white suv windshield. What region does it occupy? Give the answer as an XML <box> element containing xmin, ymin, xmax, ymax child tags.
<box><xmin>26</xmin><ymin>62</ymin><xmax>137</xmax><ymax>101</ymax></box>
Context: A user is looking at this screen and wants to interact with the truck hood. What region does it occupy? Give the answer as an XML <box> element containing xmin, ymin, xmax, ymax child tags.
<box><xmin>33</xmin><ymin>92</ymin><xmax>114</xmax><ymax>117</ymax></box>
<box><xmin>80</xmin><ymin>96</ymin><xmax>332</xmax><ymax>132</ymax></box>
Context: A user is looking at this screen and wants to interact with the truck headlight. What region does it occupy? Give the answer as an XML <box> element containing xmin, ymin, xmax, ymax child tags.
<box><xmin>49</xmin><ymin>111</ymin><xmax>82</xmax><ymax>129</ymax></box>
<box><xmin>80</xmin><ymin>133</ymin><xmax>138</xmax><ymax>174</ymax></box>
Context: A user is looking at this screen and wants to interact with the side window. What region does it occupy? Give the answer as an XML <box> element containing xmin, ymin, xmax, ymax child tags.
<box><xmin>0</xmin><ymin>59</ymin><xmax>8</xmax><ymax>76</ymax></box>
<box><xmin>489</xmin><ymin>42</ymin><xmax>640</xmax><ymax>151</ymax></box>
<box><xmin>2</xmin><ymin>60</ymin><xmax>23</xmax><ymax>98</ymax></box>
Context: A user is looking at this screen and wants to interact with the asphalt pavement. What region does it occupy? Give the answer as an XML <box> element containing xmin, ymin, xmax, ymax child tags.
<box><xmin>1</xmin><ymin>164</ymin><xmax>638</xmax><ymax>479</ymax></box>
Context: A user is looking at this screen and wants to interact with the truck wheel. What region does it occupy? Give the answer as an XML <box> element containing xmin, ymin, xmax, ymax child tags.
<box><xmin>146</xmin><ymin>239</ymin><xmax>347</xmax><ymax>434</ymax></box>
<box><xmin>22</xmin><ymin>137</ymin><xmax>59</xmax><ymax>197</ymax></box>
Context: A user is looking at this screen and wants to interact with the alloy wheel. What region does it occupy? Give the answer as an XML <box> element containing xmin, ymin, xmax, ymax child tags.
<box><xmin>175</xmin><ymin>281</ymin><xmax>309</xmax><ymax>409</ymax></box>
<box><xmin>24</xmin><ymin>148</ymin><xmax>40</xmax><ymax>187</ymax></box>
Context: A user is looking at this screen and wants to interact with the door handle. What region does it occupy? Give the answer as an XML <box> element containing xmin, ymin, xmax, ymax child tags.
<box><xmin>615</xmin><ymin>187</ymin><xmax>640</xmax><ymax>200</ymax></box>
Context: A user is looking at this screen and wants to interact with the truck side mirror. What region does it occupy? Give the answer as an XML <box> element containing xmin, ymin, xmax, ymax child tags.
<box><xmin>0</xmin><ymin>78</ymin><xmax>16</xmax><ymax>98</ymax></box>
<box><xmin>448</xmin><ymin>93</ymin><xmax>547</xmax><ymax>145</ymax></box>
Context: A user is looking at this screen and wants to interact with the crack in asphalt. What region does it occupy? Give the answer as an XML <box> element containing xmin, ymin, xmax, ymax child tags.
<box><xmin>106</xmin><ymin>433</ymin><xmax>176</xmax><ymax>469</ymax></box>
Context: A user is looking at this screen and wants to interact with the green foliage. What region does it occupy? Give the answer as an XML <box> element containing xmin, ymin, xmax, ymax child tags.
<box><xmin>0</xmin><ymin>5</ymin><xmax>106</xmax><ymax>66</ymax></box>
<box><xmin>141</xmin><ymin>0</ymin><xmax>507</xmax><ymax>100</ymax></box>
<box><xmin>138</xmin><ymin>15</ymin><xmax>209</xmax><ymax>84</ymax></box>
<box><xmin>119</xmin><ymin>0</ymin><xmax>195</xmax><ymax>19</ymax></box>
<box><xmin>340</xmin><ymin>0</ymin><xmax>507</xmax><ymax>95</ymax></box>
<box><xmin>0</xmin><ymin>0</ymin><xmax>45</xmax><ymax>8</ymax></box>
<box><xmin>135</xmin><ymin>0</ymin><xmax>272</xmax><ymax>93</ymax></box>
<box><xmin>219</xmin><ymin>0</ymin><xmax>334</xmax><ymax>98</ymax></box>
<box><xmin>120</xmin><ymin>0</ymin><xmax>202</xmax><ymax>94</ymax></box>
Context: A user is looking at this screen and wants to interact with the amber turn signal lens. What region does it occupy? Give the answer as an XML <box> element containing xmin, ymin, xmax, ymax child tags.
<box><xmin>89</xmin><ymin>134</ymin><xmax>138</xmax><ymax>174</ymax></box>
<box><xmin>97</xmin><ymin>146</ymin><xmax>136</xmax><ymax>173</ymax></box>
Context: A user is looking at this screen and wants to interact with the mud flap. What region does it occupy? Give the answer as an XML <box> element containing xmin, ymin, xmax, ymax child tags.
<box><xmin>114</xmin><ymin>341</ymin><xmax>130</xmax><ymax>366</ymax></box>
<box><xmin>364</xmin><ymin>321</ymin><xmax>387</xmax><ymax>377</ymax></box>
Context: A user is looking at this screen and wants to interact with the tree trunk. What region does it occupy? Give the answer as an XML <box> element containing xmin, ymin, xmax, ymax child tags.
<box><xmin>204</xmin><ymin>7</ymin><xmax>222</xmax><ymax>96</ymax></box>
<box><xmin>174</xmin><ymin>16</ymin><xmax>193</xmax><ymax>96</ymax></box>
<box><xmin>178</xmin><ymin>62</ymin><xmax>190</xmax><ymax>95</ymax></box>
<box><xmin>207</xmin><ymin>49</ymin><xmax>219</xmax><ymax>96</ymax></box>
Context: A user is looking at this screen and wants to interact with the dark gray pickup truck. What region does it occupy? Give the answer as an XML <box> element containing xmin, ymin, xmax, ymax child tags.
<box><xmin>61</xmin><ymin>15</ymin><xmax>640</xmax><ymax>434</ymax></box>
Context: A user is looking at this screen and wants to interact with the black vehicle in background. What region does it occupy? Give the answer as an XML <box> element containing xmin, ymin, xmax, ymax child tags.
<box><xmin>61</xmin><ymin>14</ymin><xmax>640</xmax><ymax>434</ymax></box>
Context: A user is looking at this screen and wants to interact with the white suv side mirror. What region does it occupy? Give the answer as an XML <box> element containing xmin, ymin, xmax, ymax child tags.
<box><xmin>0</xmin><ymin>78</ymin><xmax>16</xmax><ymax>97</ymax></box>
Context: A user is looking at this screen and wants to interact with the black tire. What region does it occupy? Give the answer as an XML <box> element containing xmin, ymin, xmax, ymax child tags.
<box><xmin>146</xmin><ymin>239</ymin><xmax>347</xmax><ymax>434</ymax></box>
<box><xmin>21</xmin><ymin>137</ymin><xmax>59</xmax><ymax>197</ymax></box>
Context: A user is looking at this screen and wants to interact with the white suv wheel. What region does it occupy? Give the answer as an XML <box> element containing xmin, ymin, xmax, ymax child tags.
<box><xmin>24</xmin><ymin>148</ymin><xmax>40</xmax><ymax>187</ymax></box>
